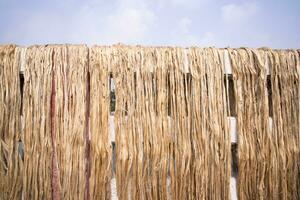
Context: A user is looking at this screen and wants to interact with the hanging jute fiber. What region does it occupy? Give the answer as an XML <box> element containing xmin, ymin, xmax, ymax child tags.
<box><xmin>53</xmin><ymin>45</ymin><xmax>88</xmax><ymax>200</ymax></box>
<box><xmin>229</xmin><ymin>48</ymin><xmax>300</xmax><ymax>200</ymax></box>
<box><xmin>108</xmin><ymin>46</ymin><xmax>231</xmax><ymax>200</ymax></box>
<box><xmin>23</xmin><ymin>45</ymin><xmax>88</xmax><ymax>200</ymax></box>
<box><xmin>229</xmin><ymin>48</ymin><xmax>273</xmax><ymax>200</ymax></box>
<box><xmin>267</xmin><ymin>50</ymin><xmax>299</xmax><ymax>200</ymax></box>
<box><xmin>186</xmin><ymin>48</ymin><xmax>231</xmax><ymax>200</ymax></box>
<box><xmin>111</xmin><ymin>46</ymin><xmax>173</xmax><ymax>200</ymax></box>
<box><xmin>89</xmin><ymin>46</ymin><xmax>112</xmax><ymax>199</ymax></box>
<box><xmin>0</xmin><ymin>45</ymin><xmax>22</xmax><ymax>200</ymax></box>
<box><xmin>0</xmin><ymin>44</ymin><xmax>299</xmax><ymax>200</ymax></box>
<box><xmin>23</xmin><ymin>45</ymin><xmax>53</xmax><ymax>199</ymax></box>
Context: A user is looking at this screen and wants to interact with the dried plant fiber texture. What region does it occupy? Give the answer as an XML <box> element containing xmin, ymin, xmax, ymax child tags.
<box><xmin>0</xmin><ymin>45</ymin><xmax>22</xmax><ymax>200</ymax></box>
<box><xmin>229</xmin><ymin>48</ymin><xmax>300</xmax><ymax>200</ymax></box>
<box><xmin>110</xmin><ymin>46</ymin><xmax>231</xmax><ymax>200</ymax></box>
<box><xmin>112</xmin><ymin>46</ymin><xmax>143</xmax><ymax>200</ymax></box>
<box><xmin>1</xmin><ymin>44</ymin><xmax>300</xmax><ymax>200</ymax></box>
<box><xmin>53</xmin><ymin>45</ymin><xmax>88</xmax><ymax>200</ymax></box>
<box><xmin>23</xmin><ymin>45</ymin><xmax>88</xmax><ymax>200</ymax></box>
<box><xmin>179</xmin><ymin>48</ymin><xmax>231</xmax><ymax>200</ymax></box>
<box><xmin>88</xmin><ymin>46</ymin><xmax>112</xmax><ymax>199</ymax></box>
<box><xmin>229</xmin><ymin>48</ymin><xmax>272</xmax><ymax>200</ymax></box>
<box><xmin>268</xmin><ymin>50</ymin><xmax>299</xmax><ymax>200</ymax></box>
<box><xmin>23</xmin><ymin>46</ymin><xmax>56</xmax><ymax>199</ymax></box>
<box><xmin>111</xmin><ymin>46</ymin><xmax>172</xmax><ymax>200</ymax></box>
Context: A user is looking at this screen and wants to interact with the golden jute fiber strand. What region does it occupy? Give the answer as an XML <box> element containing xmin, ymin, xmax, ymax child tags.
<box><xmin>229</xmin><ymin>48</ymin><xmax>300</xmax><ymax>200</ymax></box>
<box><xmin>229</xmin><ymin>48</ymin><xmax>271</xmax><ymax>200</ymax></box>
<box><xmin>89</xmin><ymin>46</ymin><xmax>112</xmax><ymax>199</ymax></box>
<box><xmin>184</xmin><ymin>48</ymin><xmax>231</xmax><ymax>200</ymax></box>
<box><xmin>0</xmin><ymin>45</ymin><xmax>22</xmax><ymax>200</ymax></box>
<box><xmin>23</xmin><ymin>45</ymin><xmax>89</xmax><ymax>199</ymax></box>
<box><xmin>53</xmin><ymin>45</ymin><xmax>88</xmax><ymax>199</ymax></box>
<box><xmin>110</xmin><ymin>46</ymin><xmax>231</xmax><ymax>200</ymax></box>
<box><xmin>23</xmin><ymin>46</ymin><xmax>53</xmax><ymax>199</ymax></box>
<box><xmin>111</xmin><ymin>46</ymin><xmax>172</xmax><ymax>200</ymax></box>
<box><xmin>112</xmin><ymin>46</ymin><xmax>139</xmax><ymax>200</ymax></box>
<box><xmin>269</xmin><ymin>50</ymin><xmax>299</xmax><ymax>200</ymax></box>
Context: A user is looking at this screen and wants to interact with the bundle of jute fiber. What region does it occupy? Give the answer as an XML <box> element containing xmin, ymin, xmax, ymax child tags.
<box><xmin>112</xmin><ymin>46</ymin><xmax>142</xmax><ymax>199</ymax></box>
<box><xmin>23</xmin><ymin>45</ymin><xmax>53</xmax><ymax>199</ymax></box>
<box><xmin>111</xmin><ymin>46</ymin><xmax>171</xmax><ymax>200</ymax></box>
<box><xmin>111</xmin><ymin>46</ymin><xmax>152</xmax><ymax>199</ymax></box>
<box><xmin>0</xmin><ymin>45</ymin><xmax>22</xmax><ymax>199</ymax></box>
<box><xmin>53</xmin><ymin>45</ymin><xmax>88</xmax><ymax>199</ymax></box>
<box><xmin>229</xmin><ymin>48</ymin><xmax>300</xmax><ymax>200</ymax></box>
<box><xmin>268</xmin><ymin>50</ymin><xmax>299</xmax><ymax>200</ymax></box>
<box><xmin>170</xmin><ymin>47</ymin><xmax>230</xmax><ymax>200</ymax></box>
<box><xmin>89</xmin><ymin>46</ymin><xmax>112</xmax><ymax>199</ymax></box>
<box><xmin>184</xmin><ymin>48</ymin><xmax>231</xmax><ymax>200</ymax></box>
<box><xmin>110</xmin><ymin>45</ymin><xmax>231</xmax><ymax>200</ymax></box>
<box><xmin>229</xmin><ymin>48</ymin><xmax>272</xmax><ymax>200</ymax></box>
<box><xmin>23</xmin><ymin>45</ymin><xmax>89</xmax><ymax>199</ymax></box>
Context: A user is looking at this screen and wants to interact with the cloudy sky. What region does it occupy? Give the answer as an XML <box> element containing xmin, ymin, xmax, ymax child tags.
<box><xmin>0</xmin><ymin>0</ymin><xmax>299</xmax><ymax>48</ymax></box>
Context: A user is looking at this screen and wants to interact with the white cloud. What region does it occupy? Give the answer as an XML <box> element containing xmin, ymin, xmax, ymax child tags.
<box><xmin>178</xmin><ymin>17</ymin><xmax>192</xmax><ymax>34</ymax></box>
<box><xmin>170</xmin><ymin>17</ymin><xmax>218</xmax><ymax>47</ymax></box>
<box><xmin>5</xmin><ymin>0</ymin><xmax>157</xmax><ymax>45</ymax></box>
<box><xmin>221</xmin><ymin>2</ymin><xmax>259</xmax><ymax>24</ymax></box>
<box><xmin>170</xmin><ymin>17</ymin><xmax>199</xmax><ymax>46</ymax></box>
<box><xmin>164</xmin><ymin>0</ymin><xmax>206</xmax><ymax>5</ymax></box>
<box><xmin>70</xmin><ymin>0</ymin><xmax>157</xmax><ymax>44</ymax></box>
<box><xmin>102</xmin><ymin>1</ymin><xmax>156</xmax><ymax>44</ymax></box>
<box><xmin>153</xmin><ymin>0</ymin><xmax>208</xmax><ymax>8</ymax></box>
<box><xmin>200</xmin><ymin>32</ymin><xmax>216</xmax><ymax>46</ymax></box>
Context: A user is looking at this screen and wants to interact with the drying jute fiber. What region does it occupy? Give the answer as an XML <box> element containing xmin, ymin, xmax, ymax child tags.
<box><xmin>0</xmin><ymin>45</ymin><xmax>22</xmax><ymax>199</ymax></box>
<box><xmin>0</xmin><ymin>44</ymin><xmax>299</xmax><ymax>200</ymax></box>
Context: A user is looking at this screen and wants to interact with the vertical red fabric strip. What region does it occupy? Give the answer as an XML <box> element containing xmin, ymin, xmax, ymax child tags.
<box><xmin>51</xmin><ymin>50</ymin><xmax>60</xmax><ymax>200</ymax></box>
<box><xmin>84</xmin><ymin>52</ymin><xmax>91</xmax><ymax>200</ymax></box>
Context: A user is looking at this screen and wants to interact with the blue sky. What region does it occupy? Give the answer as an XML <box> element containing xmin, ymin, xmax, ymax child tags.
<box><xmin>0</xmin><ymin>0</ymin><xmax>299</xmax><ymax>48</ymax></box>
